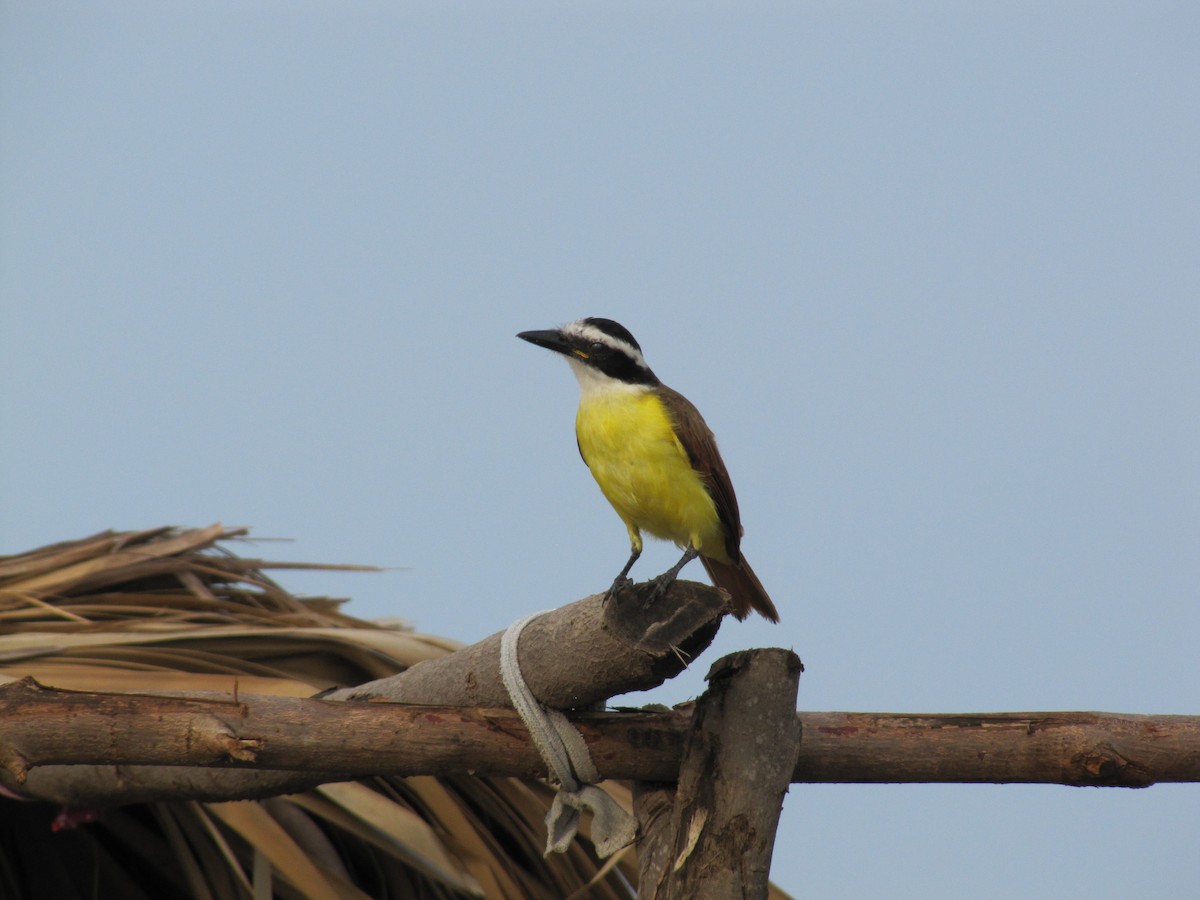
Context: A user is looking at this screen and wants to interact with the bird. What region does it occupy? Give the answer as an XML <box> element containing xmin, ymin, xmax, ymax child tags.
<box><xmin>517</xmin><ymin>317</ymin><xmax>779</xmax><ymax>622</ymax></box>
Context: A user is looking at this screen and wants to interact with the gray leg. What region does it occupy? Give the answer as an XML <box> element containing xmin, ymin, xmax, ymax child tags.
<box><xmin>606</xmin><ymin>545</ymin><xmax>642</xmax><ymax>600</ymax></box>
<box><xmin>645</xmin><ymin>545</ymin><xmax>700</xmax><ymax>603</ymax></box>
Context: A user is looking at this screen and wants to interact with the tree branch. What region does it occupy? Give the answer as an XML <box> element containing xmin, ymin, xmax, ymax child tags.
<box><xmin>2</xmin><ymin>678</ymin><xmax>1197</xmax><ymax>807</ymax></box>
<box><xmin>792</xmin><ymin>710</ymin><xmax>1200</xmax><ymax>787</ymax></box>
<box><xmin>0</xmin><ymin>677</ymin><xmax>682</xmax><ymax>785</ymax></box>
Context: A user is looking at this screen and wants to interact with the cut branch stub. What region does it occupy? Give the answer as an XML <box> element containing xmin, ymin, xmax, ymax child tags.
<box><xmin>331</xmin><ymin>580</ymin><xmax>727</xmax><ymax>709</ymax></box>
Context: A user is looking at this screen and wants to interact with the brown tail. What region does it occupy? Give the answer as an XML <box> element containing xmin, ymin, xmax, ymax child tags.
<box><xmin>700</xmin><ymin>555</ymin><xmax>779</xmax><ymax>622</ymax></box>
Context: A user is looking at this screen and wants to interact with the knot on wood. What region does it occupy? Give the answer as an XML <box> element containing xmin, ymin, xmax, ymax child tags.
<box><xmin>216</xmin><ymin>733</ymin><xmax>262</xmax><ymax>763</ymax></box>
<box><xmin>1073</xmin><ymin>744</ymin><xmax>1154</xmax><ymax>787</ymax></box>
<box><xmin>2</xmin><ymin>749</ymin><xmax>31</xmax><ymax>784</ymax></box>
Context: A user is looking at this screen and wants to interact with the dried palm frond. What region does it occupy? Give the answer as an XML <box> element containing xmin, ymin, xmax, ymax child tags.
<box><xmin>0</xmin><ymin>525</ymin><xmax>640</xmax><ymax>899</ymax></box>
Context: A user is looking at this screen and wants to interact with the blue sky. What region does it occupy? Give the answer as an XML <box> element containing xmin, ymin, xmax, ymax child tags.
<box><xmin>2</xmin><ymin>4</ymin><xmax>1197</xmax><ymax>896</ymax></box>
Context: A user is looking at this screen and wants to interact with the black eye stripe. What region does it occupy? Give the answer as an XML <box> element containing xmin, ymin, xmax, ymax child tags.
<box><xmin>581</xmin><ymin>317</ymin><xmax>643</xmax><ymax>354</ymax></box>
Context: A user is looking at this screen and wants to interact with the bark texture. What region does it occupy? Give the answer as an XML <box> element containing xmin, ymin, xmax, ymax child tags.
<box><xmin>4</xmin><ymin>677</ymin><xmax>1197</xmax><ymax>807</ymax></box>
<box><xmin>333</xmin><ymin>580</ymin><xmax>726</xmax><ymax>709</ymax></box>
<box><xmin>637</xmin><ymin>649</ymin><xmax>802</xmax><ymax>900</ymax></box>
<box><xmin>793</xmin><ymin>710</ymin><xmax>1200</xmax><ymax>787</ymax></box>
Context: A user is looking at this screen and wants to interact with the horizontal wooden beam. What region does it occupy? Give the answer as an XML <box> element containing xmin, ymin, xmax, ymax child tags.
<box><xmin>2</xmin><ymin>679</ymin><xmax>1195</xmax><ymax>800</ymax></box>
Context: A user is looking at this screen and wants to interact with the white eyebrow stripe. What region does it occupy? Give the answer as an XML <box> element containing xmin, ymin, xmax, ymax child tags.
<box><xmin>562</xmin><ymin>320</ymin><xmax>648</xmax><ymax>368</ymax></box>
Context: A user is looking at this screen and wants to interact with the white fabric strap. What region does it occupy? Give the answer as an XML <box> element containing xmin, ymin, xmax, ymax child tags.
<box><xmin>499</xmin><ymin>611</ymin><xmax>638</xmax><ymax>858</ymax></box>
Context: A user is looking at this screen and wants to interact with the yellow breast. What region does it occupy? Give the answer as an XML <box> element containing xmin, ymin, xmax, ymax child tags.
<box><xmin>575</xmin><ymin>388</ymin><xmax>727</xmax><ymax>559</ymax></box>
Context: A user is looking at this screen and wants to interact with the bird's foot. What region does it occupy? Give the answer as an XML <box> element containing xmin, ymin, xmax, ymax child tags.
<box><xmin>604</xmin><ymin>575</ymin><xmax>634</xmax><ymax>603</ymax></box>
<box><xmin>637</xmin><ymin>545</ymin><xmax>697</xmax><ymax>608</ymax></box>
<box><xmin>641</xmin><ymin>572</ymin><xmax>678</xmax><ymax>608</ymax></box>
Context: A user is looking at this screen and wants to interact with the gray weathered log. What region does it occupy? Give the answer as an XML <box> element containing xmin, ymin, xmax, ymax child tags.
<box><xmin>632</xmin><ymin>781</ymin><xmax>678</xmax><ymax>897</ymax></box>
<box><xmin>332</xmin><ymin>581</ymin><xmax>725</xmax><ymax>709</ymax></box>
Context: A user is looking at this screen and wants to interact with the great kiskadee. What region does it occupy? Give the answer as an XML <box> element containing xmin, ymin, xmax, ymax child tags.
<box><xmin>517</xmin><ymin>317</ymin><xmax>779</xmax><ymax>622</ymax></box>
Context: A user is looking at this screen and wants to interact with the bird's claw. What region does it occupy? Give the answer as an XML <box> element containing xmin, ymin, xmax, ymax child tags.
<box><xmin>642</xmin><ymin>574</ymin><xmax>676</xmax><ymax>608</ymax></box>
<box><xmin>604</xmin><ymin>576</ymin><xmax>634</xmax><ymax>603</ymax></box>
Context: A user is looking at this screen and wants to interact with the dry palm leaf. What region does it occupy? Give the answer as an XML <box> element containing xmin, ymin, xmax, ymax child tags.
<box><xmin>0</xmin><ymin>525</ymin><xmax>641</xmax><ymax>899</ymax></box>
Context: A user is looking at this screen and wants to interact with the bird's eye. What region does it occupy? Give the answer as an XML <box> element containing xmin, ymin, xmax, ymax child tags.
<box><xmin>590</xmin><ymin>342</ymin><xmax>605</xmax><ymax>354</ymax></box>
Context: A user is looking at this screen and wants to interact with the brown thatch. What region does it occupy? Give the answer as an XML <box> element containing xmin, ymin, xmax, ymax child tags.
<box><xmin>0</xmin><ymin>525</ymin><xmax>639</xmax><ymax>899</ymax></box>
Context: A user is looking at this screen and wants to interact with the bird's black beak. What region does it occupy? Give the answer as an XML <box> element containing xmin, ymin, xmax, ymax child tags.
<box><xmin>517</xmin><ymin>328</ymin><xmax>573</xmax><ymax>356</ymax></box>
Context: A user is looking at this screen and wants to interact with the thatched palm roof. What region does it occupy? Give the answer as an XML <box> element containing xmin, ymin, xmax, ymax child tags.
<box><xmin>0</xmin><ymin>525</ymin><xmax>638</xmax><ymax>899</ymax></box>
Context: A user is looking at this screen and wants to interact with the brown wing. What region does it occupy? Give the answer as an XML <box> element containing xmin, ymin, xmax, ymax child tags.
<box><xmin>655</xmin><ymin>384</ymin><xmax>743</xmax><ymax>563</ymax></box>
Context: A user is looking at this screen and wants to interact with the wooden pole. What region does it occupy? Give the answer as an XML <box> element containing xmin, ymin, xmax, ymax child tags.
<box><xmin>3</xmin><ymin>679</ymin><xmax>1198</xmax><ymax>804</ymax></box>
<box><xmin>637</xmin><ymin>649</ymin><xmax>803</xmax><ymax>900</ymax></box>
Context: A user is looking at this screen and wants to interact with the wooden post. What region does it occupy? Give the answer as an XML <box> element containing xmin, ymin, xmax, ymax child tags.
<box><xmin>636</xmin><ymin>648</ymin><xmax>802</xmax><ymax>899</ymax></box>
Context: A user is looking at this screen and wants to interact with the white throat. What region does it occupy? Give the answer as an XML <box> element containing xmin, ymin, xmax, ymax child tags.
<box><xmin>567</xmin><ymin>357</ymin><xmax>650</xmax><ymax>398</ymax></box>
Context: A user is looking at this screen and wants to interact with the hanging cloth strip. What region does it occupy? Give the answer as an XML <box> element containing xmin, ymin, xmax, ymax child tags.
<box><xmin>499</xmin><ymin>610</ymin><xmax>639</xmax><ymax>858</ymax></box>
